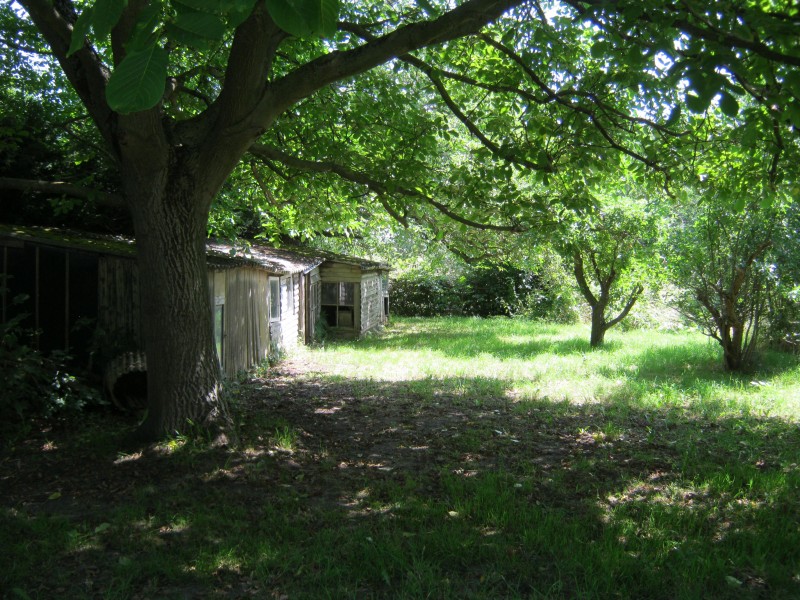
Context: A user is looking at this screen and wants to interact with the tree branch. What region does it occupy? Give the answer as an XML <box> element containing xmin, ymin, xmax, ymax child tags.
<box><xmin>0</xmin><ymin>177</ymin><xmax>124</xmax><ymax>208</ymax></box>
<box><xmin>17</xmin><ymin>0</ymin><xmax>117</xmax><ymax>155</ymax></box>
<box><xmin>606</xmin><ymin>283</ymin><xmax>643</xmax><ymax>329</ymax></box>
<box><xmin>247</xmin><ymin>144</ymin><xmax>523</xmax><ymax>232</ymax></box>
<box><xmin>573</xmin><ymin>249</ymin><xmax>598</xmax><ymax>306</ymax></box>
<box><xmin>260</xmin><ymin>0</ymin><xmax>524</xmax><ymax>123</ymax></box>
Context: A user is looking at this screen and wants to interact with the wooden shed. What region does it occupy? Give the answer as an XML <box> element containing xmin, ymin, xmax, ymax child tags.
<box><xmin>0</xmin><ymin>225</ymin><xmax>389</xmax><ymax>387</ymax></box>
<box><xmin>315</xmin><ymin>251</ymin><xmax>390</xmax><ymax>338</ymax></box>
<box><xmin>208</xmin><ymin>243</ymin><xmax>391</xmax><ymax>343</ymax></box>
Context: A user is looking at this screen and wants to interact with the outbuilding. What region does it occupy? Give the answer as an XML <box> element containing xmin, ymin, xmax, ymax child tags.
<box><xmin>0</xmin><ymin>225</ymin><xmax>389</xmax><ymax>403</ymax></box>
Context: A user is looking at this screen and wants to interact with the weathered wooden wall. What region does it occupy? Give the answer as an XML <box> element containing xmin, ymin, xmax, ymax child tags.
<box><xmin>319</xmin><ymin>262</ymin><xmax>363</xmax><ymax>283</ymax></box>
<box><xmin>212</xmin><ymin>267</ymin><xmax>272</xmax><ymax>377</ymax></box>
<box><xmin>98</xmin><ymin>256</ymin><xmax>142</xmax><ymax>352</ymax></box>
<box><xmin>277</xmin><ymin>274</ymin><xmax>300</xmax><ymax>352</ymax></box>
<box><xmin>359</xmin><ymin>272</ymin><xmax>383</xmax><ymax>334</ymax></box>
<box><xmin>306</xmin><ymin>268</ymin><xmax>321</xmax><ymax>342</ymax></box>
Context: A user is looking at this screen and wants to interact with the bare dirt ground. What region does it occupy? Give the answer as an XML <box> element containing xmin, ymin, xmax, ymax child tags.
<box><xmin>1</xmin><ymin>353</ymin><xmax>662</xmax><ymax>523</ymax></box>
<box><xmin>1</xmin><ymin>354</ymin><xmax>690</xmax><ymax>598</ymax></box>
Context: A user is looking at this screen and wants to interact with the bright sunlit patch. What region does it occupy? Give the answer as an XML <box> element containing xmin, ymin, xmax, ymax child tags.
<box><xmin>114</xmin><ymin>451</ymin><xmax>143</xmax><ymax>464</ymax></box>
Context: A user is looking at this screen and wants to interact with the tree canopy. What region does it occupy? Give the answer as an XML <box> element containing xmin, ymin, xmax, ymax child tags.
<box><xmin>2</xmin><ymin>0</ymin><xmax>798</xmax><ymax>439</ymax></box>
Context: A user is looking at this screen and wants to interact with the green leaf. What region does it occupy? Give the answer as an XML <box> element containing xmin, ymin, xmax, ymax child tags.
<box><xmin>265</xmin><ymin>0</ymin><xmax>339</xmax><ymax>38</ymax></box>
<box><xmin>172</xmin><ymin>0</ymin><xmax>227</xmax><ymax>15</ymax></box>
<box><xmin>733</xmin><ymin>196</ymin><xmax>746</xmax><ymax>212</ymax></box>
<box><xmin>665</xmin><ymin>104</ymin><xmax>681</xmax><ymax>126</ymax></box>
<box><xmin>126</xmin><ymin>1</ymin><xmax>163</xmax><ymax>51</ymax></box>
<box><xmin>266</xmin><ymin>0</ymin><xmax>312</xmax><ymax>37</ymax></box>
<box><xmin>741</xmin><ymin>124</ymin><xmax>759</xmax><ymax>147</ymax></box>
<box><xmin>165</xmin><ymin>23</ymin><xmax>214</xmax><ymax>49</ymax></box>
<box><xmin>48</xmin><ymin>491</ymin><xmax>62</xmax><ymax>500</ymax></box>
<box><xmin>784</xmin><ymin>71</ymin><xmax>800</xmax><ymax>97</ymax></box>
<box><xmin>685</xmin><ymin>92</ymin><xmax>710</xmax><ymax>114</ymax></box>
<box><xmin>94</xmin><ymin>522</ymin><xmax>111</xmax><ymax>534</ymax></box>
<box><xmin>226</xmin><ymin>0</ymin><xmax>259</xmax><ymax>28</ymax></box>
<box><xmin>67</xmin><ymin>6</ymin><xmax>94</xmax><ymax>57</ymax></box>
<box><xmin>172</xmin><ymin>10</ymin><xmax>226</xmax><ymax>42</ymax></box>
<box><xmin>786</xmin><ymin>101</ymin><xmax>800</xmax><ymax>128</ymax></box>
<box><xmin>590</xmin><ymin>40</ymin><xmax>610</xmax><ymax>59</ymax></box>
<box><xmin>105</xmin><ymin>45</ymin><xmax>169</xmax><ymax>114</ymax></box>
<box><xmin>92</xmin><ymin>0</ymin><xmax>128</xmax><ymax>39</ymax></box>
<box><xmin>718</xmin><ymin>92</ymin><xmax>739</xmax><ymax>118</ymax></box>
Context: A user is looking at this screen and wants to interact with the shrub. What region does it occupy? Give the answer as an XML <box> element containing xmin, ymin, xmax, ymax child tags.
<box><xmin>0</xmin><ymin>303</ymin><xmax>101</xmax><ymax>433</ymax></box>
<box><xmin>389</xmin><ymin>272</ymin><xmax>465</xmax><ymax>317</ymax></box>
<box><xmin>390</xmin><ymin>261</ymin><xmax>578</xmax><ymax>321</ymax></box>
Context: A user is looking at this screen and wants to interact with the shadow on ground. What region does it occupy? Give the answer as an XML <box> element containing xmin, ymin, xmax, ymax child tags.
<box><xmin>2</xmin><ymin>359</ymin><xmax>799</xmax><ymax>598</ymax></box>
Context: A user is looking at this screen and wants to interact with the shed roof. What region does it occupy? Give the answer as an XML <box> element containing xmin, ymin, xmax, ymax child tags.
<box><xmin>208</xmin><ymin>241</ymin><xmax>390</xmax><ymax>274</ymax></box>
<box><xmin>0</xmin><ymin>224</ymin><xmax>388</xmax><ymax>275</ymax></box>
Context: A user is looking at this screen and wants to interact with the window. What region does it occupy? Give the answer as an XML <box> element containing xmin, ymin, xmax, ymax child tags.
<box><xmin>321</xmin><ymin>282</ymin><xmax>355</xmax><ymax>328</ymax></box>
<box><xmin>286</xmin><ymin>276</ymin><xmax>294</xmax><ymax>315</ymax></box>
<box><xmin>213</xmin><ymin>303</ymin><xmax>224</xmax><ymax>365</ymax></box>
<box><xmin>269</xmin><ymin>278</ymin><xmax>280</xmax><ymax>322</ymax></box>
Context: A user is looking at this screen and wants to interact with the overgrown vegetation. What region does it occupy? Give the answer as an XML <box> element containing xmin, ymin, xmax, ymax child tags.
<box><xmin>0</xmin><ymin>300</ymin><xmax>101</xmax><ymax>437</ymax></box>
<box><xmin>4</xmin><ymin>318</ymin><xmax>799</xmax><ymax>598</ymax></box>
<box><xmin>390</xmin><ymin>260</ymin><xmax>580</xmax><ymax>322</ymax></box>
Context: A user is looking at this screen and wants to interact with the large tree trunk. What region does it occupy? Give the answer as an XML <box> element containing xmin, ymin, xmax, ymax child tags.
<box><xmin>124</xmin><ymin>162</ymin><xmax>231</xmax><ymax>442</ymax></box>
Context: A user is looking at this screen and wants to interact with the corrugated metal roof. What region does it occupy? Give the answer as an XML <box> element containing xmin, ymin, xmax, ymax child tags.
<box><xmin>0</xmin><ymin>224</ymin><xmax>389</xmax><ymax>275</ymax></box>
<box><xmin>206</xmin><ymin>241</ymin><xmax>323</xmax><ymax>275</ymax></box>
<box><xmin>207</xmin><ymin>241</ymin><xmax>390</xmax><ymax>274</ymax></box>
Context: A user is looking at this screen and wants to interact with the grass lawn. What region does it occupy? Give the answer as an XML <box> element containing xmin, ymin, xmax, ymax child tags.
<box><xmin>3</xmin><ymin>316</ymin><xmax>800</xmax><ymax>599</ymax></box>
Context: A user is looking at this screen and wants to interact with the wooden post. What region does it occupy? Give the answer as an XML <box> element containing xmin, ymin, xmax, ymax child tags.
<box><xmin>34</xmin><ymin>246</ymin><xmax>40</xmax><ymax>349</ymax></box>
<box><xmin>2</xmin><ymin>246</ymin><xmax>6</xmax><ymax>324</ymax></box>
<box><xmin>64</xmin><ymin>252</ymin><xmax>70</xmax><ymax>351</ymax></box>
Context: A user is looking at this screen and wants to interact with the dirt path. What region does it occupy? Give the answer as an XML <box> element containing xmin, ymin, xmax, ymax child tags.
<box><xmin>2</xmin><ymin>353</ymin><xmax>638</xmax><ymax>520</ymax></box>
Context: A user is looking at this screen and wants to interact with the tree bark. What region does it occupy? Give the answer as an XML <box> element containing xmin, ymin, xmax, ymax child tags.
<box><xmin>574</xmin><ymin>248</ymin><xmax>642</xmax><ymax>348</ymax></box>
<box><xmin>121</xmin><ymin>148</ymin><xmax>231</xmax><ymax>442</ymax></box>
<box><xmin>17</xmin><ymin>0</ymin><xmax>528</xmax><ymax>443</ymax></box>
<box><xmin>589</xmin><ymin>304</ymin><xmax>607</xmax><ymax>347</ymax></box>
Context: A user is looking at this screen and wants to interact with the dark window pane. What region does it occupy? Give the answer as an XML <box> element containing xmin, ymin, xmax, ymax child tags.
<box><xmin>337</xmin><ymin>306</ymin><xmax>354</xmax><ymax>328</ymax></box>
<box><xmin>340</xmin><ymin>282</ymin><xmax>355</xmax><ymax>306</ymax></box>
<box><xmin>269</xmin><ymin>278</ymin><xmax>280</xmax><ymax>321</ymax></box>
<box><xmin>321</xmin><ymin>282</ymin><xmax>338</xmax><ymax>305</ymax></box>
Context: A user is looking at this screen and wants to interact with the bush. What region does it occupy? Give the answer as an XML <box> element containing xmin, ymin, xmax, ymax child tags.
<box><xmin>390</xmin><ymin>261</ymin><xmax>579</xmax><ymax>322</ymax></box>
<box><xmin>765</xmin><ymin>288</ymin><xmax>800</xmax><ymax>352</ymax></box>
<box><xmin>389</xmin><ymin>273</ymin><xmax>465</xmax><ymax>317</ymax></box>
<box><xmin>0</xmin><ymin>306</ymin><xmax>101</xmax><ymax>433</ymax></box>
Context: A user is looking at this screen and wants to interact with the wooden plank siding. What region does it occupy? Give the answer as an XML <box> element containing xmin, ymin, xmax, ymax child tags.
<box><xmin>277</xmin><ymin>274</ymin><xmax>300</xmax><ymax>352</ymax></box>
<box><xmin>215</xmin><ymin>267</ymin><xmax>271</xmax><ymax>377</ymax></box>
<box><xmin>1</xmin><ymin>226</ymin><xmax>389</xmax><ymax>381</ymax></box>
<box><xmin>359</xmin><ymin>273</ymin><xmax>383</xmax><ymax>334</ymax></box>
<box><xmin>306</xmin><ymin>268</ymin><xmax>321</xmax><ymax>343</ymax></box>
<box><xmin>98</xmin><ymin>256</ymin><xmax>142</xmax><ymax>352</ymax></box>
<box><xmin>319</xmin><ymin>263</ymin><xmax>363</xmax><ymax>282</ymax></box>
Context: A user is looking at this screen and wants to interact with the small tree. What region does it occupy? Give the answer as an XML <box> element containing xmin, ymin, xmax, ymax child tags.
<box><xmin>671</xmin><ymin>199</ymin><xmax>781</xmax><ymax>371</ymax></box>
<box><xmin>561</xmin><ymin>197</ymin><xmax>660</xmax><ymax>347</ymax></box>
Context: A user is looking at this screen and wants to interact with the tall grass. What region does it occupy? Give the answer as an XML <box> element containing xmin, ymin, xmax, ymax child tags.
<box><xmin>306</xmin><ymin>316</ymin><xmax>800</xmax><ymax>420</ymax></box>
<box><xmin>3</xmin><ymin>316</ymin><xmax>799</xmax><ymax>599</ymax></box>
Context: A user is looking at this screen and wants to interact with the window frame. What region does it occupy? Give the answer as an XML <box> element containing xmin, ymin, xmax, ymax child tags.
<box><xmin>213</xmin><ymin>300</ymin><xmax>224</xmax><ymax>366</ymax></box>
<box><xmin>320</xmin><ymin>281</ymin><xmax>356</xmax><ymax>329</ymax></box>
<box><xmin>269</xmin><ymin>277</ymin><xmax>281</xmax><ymax>322</ymax></box>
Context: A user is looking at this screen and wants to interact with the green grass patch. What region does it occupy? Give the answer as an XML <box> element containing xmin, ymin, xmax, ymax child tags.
<box><xmin>3</xmin><ymin>317</ymin><xmax>800</xmax><ymax>598</ymax></box>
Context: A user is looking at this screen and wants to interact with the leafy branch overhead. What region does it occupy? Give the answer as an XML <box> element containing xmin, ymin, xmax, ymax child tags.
<box><xmin>5</xmin><ymin>0</ymin><xmax>800</xmax><ymax>441</ymax></box>
<box><xmin>66</xmin><ymin>0</ymin><xmax>341</xmax><ymax>113</ymax></box>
